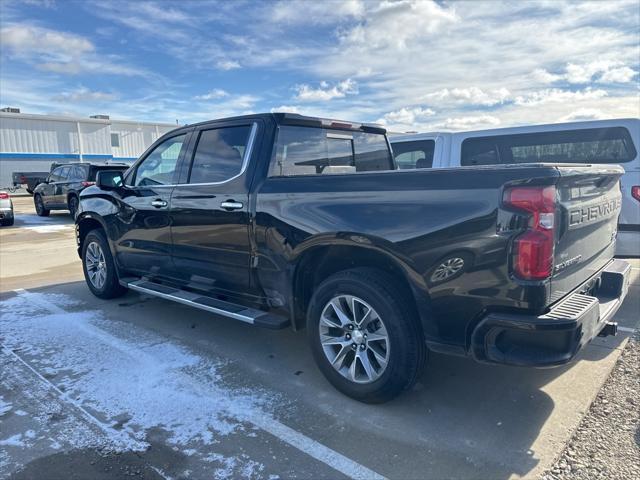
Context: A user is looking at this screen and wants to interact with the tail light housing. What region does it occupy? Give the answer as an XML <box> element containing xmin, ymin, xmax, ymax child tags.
<box><xmin>0</xmin><ymin>192</ymin><xmax>9</xmax><ymax>199</ymax></box>
<box><xmin>632</xmin><ymin>186</ymin><xmax>640</xmax><ymax>202</ymax></box>
<box><xmin>81</xmin><ymin>181</ymin><xmax>95</xmax><ymax>187</ymax></box>
<box><xmin>503</xmin><ymin>185</ymin><xmax>556</xmax><ymax>280</ymax></box>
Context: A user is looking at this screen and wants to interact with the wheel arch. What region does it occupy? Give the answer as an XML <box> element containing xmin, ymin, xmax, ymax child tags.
<box><xmin>76</xmin><ymin>213</ymin><xmax>111</xmax><ymax>258</ymax></box>
<box><xmin>289</xmin><ymin>240</ymin><xmax>432</xmax><ymax>336</ymax></box>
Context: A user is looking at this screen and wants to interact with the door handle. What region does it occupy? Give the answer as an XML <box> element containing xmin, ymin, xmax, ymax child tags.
<box><xmin>151</xmin><ymin>199</ymin><xmax>168</xmax><ymax>208</ymax></box>
<box><xmin>220</xmin><ymin>200</ymin><xmax>244</xmax><ymax>211</ymax></box>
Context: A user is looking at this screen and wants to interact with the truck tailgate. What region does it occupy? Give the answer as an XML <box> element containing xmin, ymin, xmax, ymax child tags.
<box><xmin>550</xmin><ymin>165</ymin><xmax>624</xmax><ymax>303</ymax></box>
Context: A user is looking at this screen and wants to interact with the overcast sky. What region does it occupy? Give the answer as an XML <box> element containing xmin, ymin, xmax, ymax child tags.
<box><xmin>1</xmin><ymin>0</ymin><xmax>638</xmax><ymax>131</ymax></box>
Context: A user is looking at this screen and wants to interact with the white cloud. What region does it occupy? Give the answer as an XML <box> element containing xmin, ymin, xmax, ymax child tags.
<box><xmin>340</xmin><ymin>0</ymin><xmax>458</xmax><ymax>50</ymax></box>
<box><xmin>52</xmin><ymin>87</ymin><xmax>117</xmax><ymax>103</ymax></box>
<box><xmin>422</xmin><ymin>87</ymin><xmax>510</xmax><ymax>106</ymax></box>
<box><xmin>294</xmin><ymin>79</ymin><xmax>358</xmax><ymax>102</ymax></box>
<box><xmin>1</xmin><ymin>24</ymin><xmax>94</xmax><ymax>57</ymax></box>
<box><xmin>216</xmin><ymin>59</ymin><xmax>241</xmax><ymax>71</ymax></box>
<box><xmin>377</xmin><ymin>107</ymin><xmax>435</xmax><ymax>126</ymax></box>
<box><xmin>431</xmin><ymin>115</ymin><xmax>501</xmax><ymax>131</ymax></box>
<box><xmin>534</xmin><ymin>61</ymin><xmax>638</xmax><ymax>85</ymax></box>
<box><xmin>514</xmin><ymin>87</ymin><xmax>608</xmax><ymax>106</ymax></box>
<box><xmin>270</xmin><ymin>105</ymin><xmax>301</xmax><ymax>114</ymax></box>
<box><xmin>271</xmin><ymin>0</ymin><xmax>364</xmax><ymax>24</ymax></box>
<box><xmin>194</xmin><ymin>89</ymin><xmax>229</xmax><ymax>101</ymax></box>
<box><xmin>0</xmin><ymin>23</ymin><xmax>147</xmax><ymax>77</ymax></box>
<box><xmin>558</xmin><ymin>108</ymin><xmax>609</xmax><ymax>122</ymax></box>
<box><xmin>599</xmin><ymin>66</ymin><xmax>638</xmax><ymax>84</ymax></box>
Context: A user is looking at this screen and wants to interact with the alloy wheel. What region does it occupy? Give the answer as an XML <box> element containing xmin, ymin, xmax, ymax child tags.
<box><xmin>85</xmin><ymin>241</ymin><xmax>107</xmax><ymax>289</ymax></box>
<box><xmin>318</xmin><ymin>295</ymin><xmax>390</xmax><ymax>384</ymax></box>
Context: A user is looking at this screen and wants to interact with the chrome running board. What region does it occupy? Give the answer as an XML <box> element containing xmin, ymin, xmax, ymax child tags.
<box><xmin>121</xmin><ymin>278</ymin><xmax>289</xmax><ymax>329</ymax></box>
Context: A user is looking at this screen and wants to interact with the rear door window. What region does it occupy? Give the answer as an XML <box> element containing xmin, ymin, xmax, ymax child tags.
<box><xmin>461</xmin><ymin>127</ymin><xmax>637</xmax><ymax>166</ymax></box>
<box><xmin>56</xmin><ymin>166</ymin><xmax>71</xmax><ymax>182</ymax></box>
<box><xmin>392</xmin><ymin>140</ymin><xmax>436</xmax><ymax>169</ymax></box>
<box><xmin>269</xmin><ymin>126</ymin><xmax>392</xmax><ymax>176</ymax></box>
<box><xmin>188</xmin><ymin>125</ymin><xmax>253</xmax><ymax>184</ymax></box>
<box><xmin>49</xmin><ymin>166</ymin><xmax>66</xmax><ymax>182</ymax></box>
<box><xmin>70</xmin><ymin>166</ymin><xmax>87</xmax><ymax>181</ymax></box>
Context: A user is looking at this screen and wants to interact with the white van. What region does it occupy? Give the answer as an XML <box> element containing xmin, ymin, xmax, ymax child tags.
<box><xmin>389</xmin><ymin>118</ymin><xmax>640</xmax><ymax>256</ymax></box>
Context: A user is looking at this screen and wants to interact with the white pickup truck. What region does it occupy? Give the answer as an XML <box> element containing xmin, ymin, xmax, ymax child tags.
<box><xmin>390</xmin><ymin>118</ymin><xmax>640</xmax><ymax>257</ymax></box>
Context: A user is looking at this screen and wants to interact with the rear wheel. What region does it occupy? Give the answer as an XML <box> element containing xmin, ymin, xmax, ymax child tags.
<box><xmin>82</xmin><ymin>229</ymin><xmax>127</xmax><ymax>299</ymax></box>
<box><xmin>34</xmin><ymin>194</ymin><xmax>49</xmax><ymax>217</ymax></box>
<box><xmin>68</xmin><ymin>195</ymin><xmax>79</xmax><ymax>219</ymax></box>
<box><xmin>307</xmin><ymin>268</ymin><xmax>426</xmax><ymax>403</ymax></box>
<box><xmin>1</xmin><ymin>218</ymin><xmax>14</xmax><ymax>226</ymax></box>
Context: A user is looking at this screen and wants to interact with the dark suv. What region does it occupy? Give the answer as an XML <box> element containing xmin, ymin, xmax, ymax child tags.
<box><xmin>33</xmin><ymin>163</ymin><xmax>129</xmax><ymax>218</ymax></box>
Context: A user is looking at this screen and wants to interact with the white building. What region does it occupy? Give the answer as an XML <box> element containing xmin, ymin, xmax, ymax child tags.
<box><xmin>0</xmin><ymin>109</ymin><xmax>178</xmax><ymax>187</ymax></box>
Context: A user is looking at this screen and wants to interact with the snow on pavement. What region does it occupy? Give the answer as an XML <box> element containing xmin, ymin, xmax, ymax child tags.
<box><xmin>0</xmin><ymin>291</ymin><xmax>385</xmax><ymax>480</ymax></box>
<box><xmin>0</xmin><ymin>292</ymin><xmax>276</xmax><ymax>478</ymax></box>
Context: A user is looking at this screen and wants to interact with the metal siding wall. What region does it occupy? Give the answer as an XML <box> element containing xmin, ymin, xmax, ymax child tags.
<box><xmin>110</xmin><ymin>123</ymin><xmax>177</xmax><ymax>159</ymax></box>
<box><xmin>0</xmin><ymin>117</ymin><xmax>79</xmax><ymax>154</ymax></box>
<box><xmin>78</xmin><ymin>122</ymin><xmax>111</xmax><ymax>155</ymax></box>
<box><xmin>0</xmin><ymin>117</ymin><xmax>78</xmax><ymax>153</ymax></box>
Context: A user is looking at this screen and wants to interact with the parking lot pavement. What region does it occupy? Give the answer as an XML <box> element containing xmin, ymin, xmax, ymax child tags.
<box><xmin>1</xmin><ymin>197</ymin><xmax>638</xmax><ymax>480</ymax></box>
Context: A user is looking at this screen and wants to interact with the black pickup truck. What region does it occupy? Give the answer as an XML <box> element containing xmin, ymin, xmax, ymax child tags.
<box><xmin>76</xmin><ymin>113</ymin><xmax>630</xmax><ymax>403</ymax></box>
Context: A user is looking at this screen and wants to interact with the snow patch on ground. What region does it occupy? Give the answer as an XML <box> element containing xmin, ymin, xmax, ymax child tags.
<box><xmin>0</xmin><ymin>397</ymin><xmax>12</xmax><ymax>417</ymax></box>
<box><xmin>0</xmin><ymin>292</ymin><xmax>272</xmax><ymax>476</ymax></box>
<box><xmin>21</xmin><ymin>224</ymin><xmax>72</xmax><ymax>233</ymax></box>
<box><xmin>0</xmin><ymin>430</ymin><xmax>35</xmax><ymax>448</ymax></box>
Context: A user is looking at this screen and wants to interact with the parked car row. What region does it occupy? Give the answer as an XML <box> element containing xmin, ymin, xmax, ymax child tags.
<box><xmin>389</xmin><ymin>118</ymin><xmax>640</xmax><ymax>256</ymax></box>
<box><xmin>74</xmin><ymin>112</ymin><xmax>631</xmax><ymax>403</ymax></box>
<box><xmin>1</xmin><ymin>162</ymin><xmax>129</xmax><ymax>226</ymax></box>
<box><xmin>0</xmin><ymin>191</ymin><xmax>14</xmax><ymax>226</ymax></box>
<box><xmin>32</xmin><ymin>162</ymin><xmax>129</xmax><ymax>218</ymax></box>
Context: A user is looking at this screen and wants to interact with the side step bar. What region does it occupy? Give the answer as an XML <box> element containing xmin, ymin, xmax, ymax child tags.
<box><xmin>120</xmin><ymin>278</ymin><xmax>289</xmax><ymax>329</ymax></box>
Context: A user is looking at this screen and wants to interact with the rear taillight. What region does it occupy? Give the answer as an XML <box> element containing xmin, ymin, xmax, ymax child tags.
<box><xmin>81</xmin><ymin>181</ymin><xmax>95</xmax><ymax>187</ymax></box>
<box><xmin>503</xmin><ymin>185</ymin><xmax>556</xmax><ymax>280</ymax></box>
<box><xmin>0</xmin><ymin>193</ymin><xmax>9</xmax><ymax>199</ymax></box>
<box><xmin>632</xmin><ymin>186</ymin><xmax>640</xmax><ymax>202</ymax></box>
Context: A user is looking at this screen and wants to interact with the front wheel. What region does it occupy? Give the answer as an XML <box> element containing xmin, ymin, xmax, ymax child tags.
<box><xmin>34</xmin><ymin>194</ymin><xmax>49</xmax><ymax>217</ymax></box>
<box><xmin>82</xmin><ymin>229</ymin><xmax>128</xmax><ymax>299</ymax></box>
<box><xmin>307</xmin><ymin>268</ymin><xmax>426</xmax><ymax>403</ymax></box>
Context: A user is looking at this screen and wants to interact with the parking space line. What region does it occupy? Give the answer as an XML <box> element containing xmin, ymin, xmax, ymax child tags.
<box><xmin>618</xmin><ymin>326</ymin><xmax>637</xmax><ymax>333</ymax></box>
<box><xmin>10</xmin><ymin>289</ymin><xmax>388</xmax><ymax>480</ymax></box>
<box><xmin>0</xmin><ymin>346</ymin><xmax>149</xmax><ymax>454</ymax></box>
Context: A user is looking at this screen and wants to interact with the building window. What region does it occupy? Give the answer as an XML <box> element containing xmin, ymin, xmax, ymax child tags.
<box><xmin>111</xmin><ymin>133</ymin><xmax>120</xmax><ymax>147</ymax></box>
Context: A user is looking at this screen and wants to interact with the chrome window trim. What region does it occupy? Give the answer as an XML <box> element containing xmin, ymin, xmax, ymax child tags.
<box><xmin>129</xmin><ymin>122</ymin><xmax>258</xmax><ymax>188</ymax></box>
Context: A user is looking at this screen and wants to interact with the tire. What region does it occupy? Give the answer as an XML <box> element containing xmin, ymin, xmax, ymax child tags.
<box><xmin>34</xmin><ymin>194</ymin><xmax>50</xmax><ymax>217</ymax></box>
<box><xmin>307</xmin><ymin>268</ymin><xmax>426</xmax><ymax>403</ymax></box>
<box><xmin>68</xmin><ymin>195</ymin><xmax>79</xmax><ymax>219</ymax></box>
<box><xmin>81</xmin><ymin>229</ymin><xmax>128</xmax><ymax>299</ymax></box>
<box><xmin>1</xmin><ymin>217</ymin><xmax>14</xmax><ymax>226</ymax></box>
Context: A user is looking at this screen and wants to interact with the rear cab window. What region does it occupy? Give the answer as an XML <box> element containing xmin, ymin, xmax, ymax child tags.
<box><xmin>269</xmin><ymin>126</ymin><xmax>392</xmax><ymax>177</ymax></box>
<box><xmin>461</xmin><ymin>127</ymin><xmax>637</xmax><ymax>166</ymax></box>
<box><xmin>392</xmin><ymin>140</ymin><xmax>435</xmax><ymax>169</ymax></box>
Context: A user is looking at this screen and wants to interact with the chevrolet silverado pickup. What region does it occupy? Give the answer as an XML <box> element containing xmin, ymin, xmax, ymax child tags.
<box><xmin>75</xmin><ymin>113</ymin><xmax>630</xmax><ymax>403</ymax></box>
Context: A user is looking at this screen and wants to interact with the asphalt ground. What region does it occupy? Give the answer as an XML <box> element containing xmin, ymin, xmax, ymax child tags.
<box><xmin>1</xmin><ymin>196</ymin><xmax>638</xmax><ymax>480</ymax></box>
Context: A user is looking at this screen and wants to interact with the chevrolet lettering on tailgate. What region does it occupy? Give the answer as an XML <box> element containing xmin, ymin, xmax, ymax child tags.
<box><xmin>569</xmin><ymin>198</ymin><xmax>622</xmax><ymax>227</ymax></box>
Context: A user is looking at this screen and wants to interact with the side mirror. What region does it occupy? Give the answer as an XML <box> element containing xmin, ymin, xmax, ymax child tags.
<box><xmin>96</xmin><ymin>170</ymin><xmax>124</xmax><ymax>190</ymax></box>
